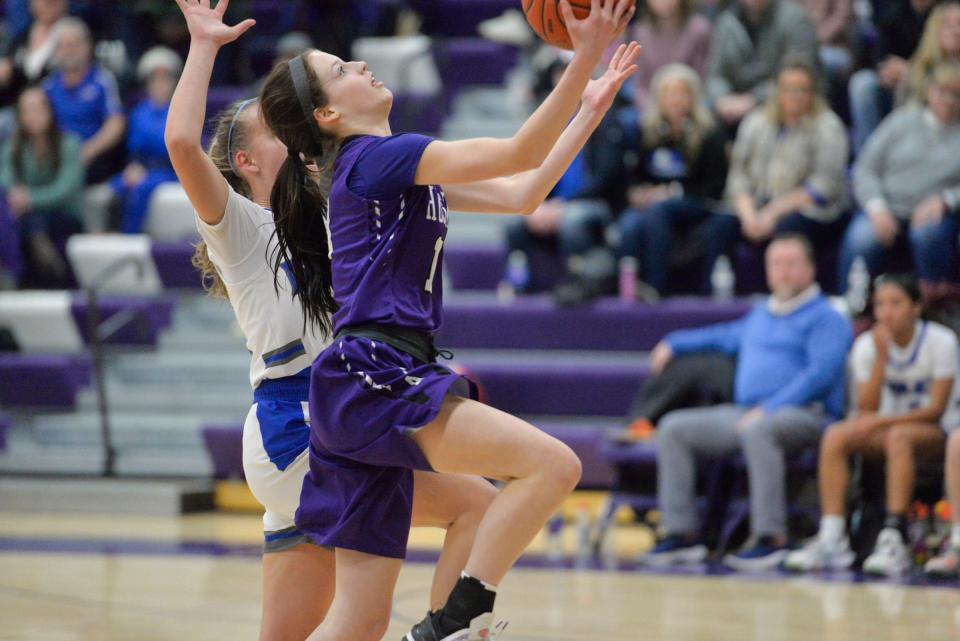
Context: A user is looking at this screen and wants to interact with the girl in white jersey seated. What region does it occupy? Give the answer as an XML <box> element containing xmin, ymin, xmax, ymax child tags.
<box><xmin>785</xmin><ymin>274</ymin><xmax>959</xmax><ymax>576</ymax></box>
<box><xmin>164</xmin><ymin>2</ymin><xmax>497</xmax><ymax>639</ymax></box>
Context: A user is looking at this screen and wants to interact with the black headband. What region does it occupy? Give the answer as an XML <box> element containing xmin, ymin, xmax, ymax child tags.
<box><xmin>288</xmin><ymin>54</ymin><xmax>325</xmax><ymax>148</ymax></box>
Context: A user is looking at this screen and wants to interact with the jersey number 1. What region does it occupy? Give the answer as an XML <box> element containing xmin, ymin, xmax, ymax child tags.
<box><xmin>424</xmin><ymin>236</ymin><xmax>443</xmax><ymax>294</ymax></box>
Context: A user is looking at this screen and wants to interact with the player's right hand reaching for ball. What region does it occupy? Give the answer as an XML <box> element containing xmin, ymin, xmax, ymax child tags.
<box><xmin>175</xmin><ymin>0</ymin><xmax>256</xmax><ymax>49</ymax></box>
<box><xmin>561</xmin><ymin>0</ymin><xmax>636</xmax><ymax>60</ymax></box>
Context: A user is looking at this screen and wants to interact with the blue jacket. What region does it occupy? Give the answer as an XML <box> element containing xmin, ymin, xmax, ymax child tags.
<box><xmin>666</xmin><ymin>294</ymin><xmax>852</xmax><ymax>419</ymax></box>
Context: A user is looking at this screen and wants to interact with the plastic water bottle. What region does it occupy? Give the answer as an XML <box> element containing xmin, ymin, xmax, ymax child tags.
<box><xmin>618</xmin><ymin>256</ymin><xmax>638</xmax><ymax>302</ymax></box>
<box><xmin>574</xmin><ymin>503</ymin><xmax>593</xmax><ymax>568</ymax></box>
<box><xmin>496</xmin><ymin>250</ymin><xmax>530</xmax><ymax>304</ymax></box>
<box><xmin>545</xmin><ymin>513</ymin><xmax>565</xmax><ymax>563</ymax></box>
<box><xmin>711</xmin><ymin>255</ymin><xmax>735</xmax><ymax>300</ymax></box>
<box><xmin>846</xmin><ymin>256</ymin><xmax>870</xmax><ymax>315</ymax></box>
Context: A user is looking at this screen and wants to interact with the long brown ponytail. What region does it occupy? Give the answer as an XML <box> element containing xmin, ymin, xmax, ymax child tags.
<box><xmin>259</xmin><ymin>52</ymin><xmax>339</xmax><ymax>338</ymax></box>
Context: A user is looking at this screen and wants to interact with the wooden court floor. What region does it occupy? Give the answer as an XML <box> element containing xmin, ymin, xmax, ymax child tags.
<box><xmin>1</xmin><ymin>511</ymin><xmax>959</xmax><ymax>641</ymax></box>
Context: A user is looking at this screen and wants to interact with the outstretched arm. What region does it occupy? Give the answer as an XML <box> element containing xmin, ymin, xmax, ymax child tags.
<box><xmin>415</xmin><ymin>0</ymin><xmax>635</xmax><ymax>187</ymax></box>
<box><xmin>443</xmin><ymin>42</ymin><xmax>640</xmax><ymax>215</ymax></box>
<box><xmin>164</xmin><ymin>0</ymin><xmax>255</xmax><ymax>225</ymax></box>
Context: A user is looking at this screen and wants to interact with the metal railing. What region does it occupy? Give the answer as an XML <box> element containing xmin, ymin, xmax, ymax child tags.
<box><xmin>84</xmin><ymin>255</ymin><xmax>152</xmax><ymax>477</ymax></box>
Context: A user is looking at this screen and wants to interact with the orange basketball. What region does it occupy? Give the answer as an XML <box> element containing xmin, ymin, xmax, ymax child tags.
<box><xmin>523</xmin><ymin>0</ymin><xmax>633</xmax><ymax>50</ymax></box>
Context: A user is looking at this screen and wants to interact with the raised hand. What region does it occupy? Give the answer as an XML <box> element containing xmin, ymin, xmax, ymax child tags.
<box><xmin>561</xmin><ymin>0</ymin><xmax>636</xmax><ymax>60</ymax></box>
<box><xmin>174</xmin><ymin>0</ymin><xmax>255</xmax><ymax>48</ymax></box>
<box><xmin>581</xmin><ymin>41</ymin><xmax>641</xmax><ymax>114</ymax></box>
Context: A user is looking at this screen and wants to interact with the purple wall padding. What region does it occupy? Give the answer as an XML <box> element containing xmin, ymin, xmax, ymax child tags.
<box><xmin>413</xmin><ymin>0</ymin><xmax>518</xmax><ymax>37</ymax></box>
<box><xmin>152</xmin><ymin>241</ymin><xmax>202</xmax><ymax>289</ymax></box>
<box><xmin>439</xmin><ymin>296</ymin><xmax>751</xmax><ymax>352</ymax></box>
<box><xmin>70</xmin><ymin>296</ymin><xmax>175</xmax><ymax>346</ymax></box>
<box><xmin>0</xmin><ymin>354</ymin><xmax>91</xmax><ymax>408</ymax></box>
<box><xmin>458</xmin><ymin>357</ymin><xmax>647</xmax><ymax>417</ymax></box>
<box><xmin>433</xmin><ymin>38</ymin><xmax>519</xmax><ymax>90</ymax></box>
<box><xmin>0</xmin><ymin>414</ymin><xmax>11</xmax><ymax>451</ymax></box>
<box><xmin>202</xmin><ymin>424</ymin><xmax>245</xmax><ymax>480</ymax></box>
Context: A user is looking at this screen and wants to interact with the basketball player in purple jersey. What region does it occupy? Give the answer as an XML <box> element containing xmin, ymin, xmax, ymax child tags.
<box><xmin>256</xmin><ymin>1</ymin><xmax>640</xmax><ymax>639</ymax></box>
<box><xmin>165</xmin><ymin>2</ymin><xmax>507</xmax><ymax>640</ymax></box>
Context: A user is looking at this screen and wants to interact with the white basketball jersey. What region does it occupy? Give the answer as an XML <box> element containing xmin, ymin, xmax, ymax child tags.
<box><xmin>196</xmin><ymin>187</ymin><xmax>329</xmax><ymax>389</ymax></box>
<box><xmin>851</xmin><ymin>320</ymin><xmax>960</xmax><ymax>429</ymax></box>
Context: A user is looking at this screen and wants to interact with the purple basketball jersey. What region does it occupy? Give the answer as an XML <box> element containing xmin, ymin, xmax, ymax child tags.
<box><xmin>328</xmin><ymin>134</ymin><xmax>448</xmax><ymax>333</ymax></box>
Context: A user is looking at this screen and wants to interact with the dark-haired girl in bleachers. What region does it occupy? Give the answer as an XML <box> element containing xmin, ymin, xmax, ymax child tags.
<box><xmin>785</xmin><ymin>274</ymin><xmax>958</xmax><ymax>576</ymax></box>
<box><xmin>0</xmin><ymin>85</ymin><xmax>83</xmax><ymax>288</ymax></box>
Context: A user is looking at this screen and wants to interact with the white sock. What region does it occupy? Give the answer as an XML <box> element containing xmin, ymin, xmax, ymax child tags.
<box><xmin>951</xmin><ymin>523</ymin><xmax>960</xmax><ymax>549</ymax></box>
<box><xmin>461</xmin><ymin>571</ymin><xmax>497</xmax><ymax>592</ymax></box>
<box><xmin>819</xmin><ymin>515</ymin><xmax>846</xmax><ymax>544</ymax></box>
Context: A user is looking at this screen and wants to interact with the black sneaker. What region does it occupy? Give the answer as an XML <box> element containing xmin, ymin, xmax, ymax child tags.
<box><xmin>404</xmin><ymin>610</ymin><xmax>502</xmax><ymax>641</ymax></box>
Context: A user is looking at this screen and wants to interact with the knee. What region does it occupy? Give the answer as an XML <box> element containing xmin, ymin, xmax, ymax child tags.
<box><xmin>544</xmin><ymin>441</ymin><xmax>582</xmax><ymax>494</ymax></box>
<box><xmin>849</xmin><ymin>69</ymin><xmax>879</xmax><ymax>102</ymax></box>
<box><xmin>339</xmin><ymin>617</ymin><xmax>390</xmax><ymax>641</ymax></box>
<box><xmin>821</xmin><ymin>426</ymin><xmax>848</xmax><ymax>456</ymax></box>
<box><xmin>657</xmin><ymin>413</ymin><xmax>684</xmax><ymax>444</ymax></box>
<box><xmin>884</xmin><ymin>428</ymin><xmax>913</xmax><ymax>460</ymax></box>
<box><xmin>469</xmin><ymin>478</ymin><xmax>499</xmax><ymax>515</ymax></box>
<box><xmin>843</xmin><ymin>216</ymin><xmax>877</xmax><ymax>253</ymax></box>
<box><xmin>739</xmin><ymin>419</ymin><xmax>775</xmax><ymax>448</ymax></box>
<box><xmin>617</xmin><ymin>208</ymin><xmax>645</xmax><ymax>235</ymax></box>
<box><xmin>948</xmin><ymin>430</ymin><xmax>960</xmax><ymax>465</ymax></box>
<box><xmin>908</xmin><ymin>222</ymin><xmax>939</xmax><ymax>251</ymax></box>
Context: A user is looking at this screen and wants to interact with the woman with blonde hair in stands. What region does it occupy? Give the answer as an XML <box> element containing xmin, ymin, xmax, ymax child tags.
<box><xmin>900</xmin><ymin>1</ymin><xmax>960</xmax><ymax>106</ymax></box>
<box><xmin>166</xmin><ymin>2</ymin><xmax>500</xmax><ymax>639</ymax></box>
<box><xmin>615</xmin><ymin>62</ymin><xmax>737</xmax><ymax>296</ymax></box>
<box><xmin>727</xmin><ymin>59</ymin><xmax>849</xmax><ymax>255</ymax></box>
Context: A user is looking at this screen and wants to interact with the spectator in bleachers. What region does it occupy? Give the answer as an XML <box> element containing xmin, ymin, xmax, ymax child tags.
<box><xmin>0</xmin><ymin>0</ymin><xmax>70</xmax><ymax>108</ymax></box>
<box><xmin>108</xmin><ymin>46</ymin><xmax>180</xmax><ymax>234</ymax></box>
<box><xmin>641</xmin><ymin>234</ymin><xmax>852</xmax><ymax>571</ymax></box>
<box><xmin>5</xmin><ymin>0</ymin><xmax>32</xmax><ymax>43</ymax></box>
<box><xmin>839</xmin><ymin>61</ymin><xmax>960</xmax><ymax>295</ymax></box>
<box><xmin>706</xmin><ymin>0</ymin><xmax>818</xmax><ymax>128</ymax></box>
<box><xmin>615</xmin><ymin>63</ymin><xmax>738</xmax><ymax>296</ymax></box>
<box><xmin>503</xmin><ymin>55</ymin><xmax>627</xmax><ymax>299</ymax></box>
<box><xmin>795</xmin><ymin>0</ymin><xmax>854</xmax><ymax>109</ymax></box>
<box><xmin>925</xmin><ymin>414</ymin><xmax>960</xmax><ymax>578</ymax></box>
<box><xmin>849</xmin><ymin>0</ymin><xmax>938</xmax><ymax>154</ymax></box>
<box><xmin>0</xmin><ymin>86</ymin><xmax>83</xmax><ymax>287</ymax></box>
<box><xmin>42</xmin><ymin>17</ymin><xmax>126</xmax><ymax>184</ymax></box>
<box><xmin>727</xmin><ymin>60</ymin><xmax>849</xmax><ymax>256</ymax></box>
<box><xmin>274</xmin><ymin>32</ymin><xmax>314</xmax><ymax>66</ymax></box>
<box><xmin>899</xmin><ymin>1</ymin><xmax>960</xmax><ymax>106</ymax></box>
<box><xmin>630</xmin><ymin>0</ymin><xmax>712</xmax><ymax>112</ymax></box>
<box><xmin>785</xmin><ymin>274</ymin><xmax>957</xmax><ymax>576</ymax></box>
<box><xmin>0</xmin><ymin>197</ymin><xmax>23</xmax><ymax>288</ymax></box>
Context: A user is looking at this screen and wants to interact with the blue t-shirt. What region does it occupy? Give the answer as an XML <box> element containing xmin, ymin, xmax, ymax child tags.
<box><xmin>43</xmin><ymin>65</ymin><xmax>123</xmax><ymax>141</ymax></box>
<box><xmin>127</xmin><ymin>98</ymin><xmax>172</xmax><ymax>171</ymax></box>
<box><xmin>328</xmin><ymin>133</ymin><xmax>446</xmax><ymax>333</ymax></box>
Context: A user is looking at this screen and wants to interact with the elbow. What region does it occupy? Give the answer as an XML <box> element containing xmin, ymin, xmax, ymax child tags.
<box><xmin>164</xmin><ymin>133</ymin><xmax>199</xmax><ymax>160</ymax></box>
<box><xmin>515</xmin><ymin>196</ymin><xmax>541</xmax><ymax>216</ymax></box>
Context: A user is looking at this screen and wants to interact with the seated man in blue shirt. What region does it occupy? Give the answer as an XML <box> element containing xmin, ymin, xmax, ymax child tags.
<box><xmin>43</xmin><ymin>17</ymin><xmax>126</xmax><ymax>184</ymax></box>
<box><xmin>641</xmin><ymin>233</ymin><xmax>852</xmax><ymax>571</ymax></box>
